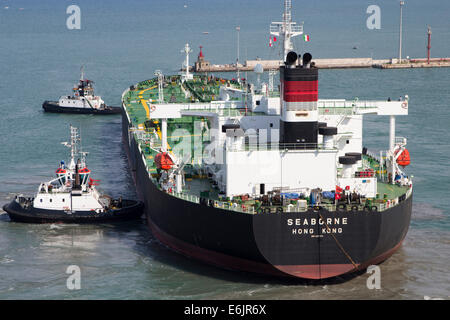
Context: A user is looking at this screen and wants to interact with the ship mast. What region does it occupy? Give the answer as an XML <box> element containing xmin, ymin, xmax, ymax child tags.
<box><xmin>71</xmin><ymin>126</ymin><xmax>80</xmax><ymax>168</ymax></box>
<box><xmin>181</xmin><ymin>43</ymin><xmax>193</xmax><ymax>82</ymax></box>
<box><xmin>155</xmin><ymin>70</ymin><xmax>168</xmax><ymax>152</ymax></box>
<box><xmin>62</xmin><ymin>125</ymin><xmax>81</xmax><ymax>169</ymax></box>
<box><xmin>270</xmin><ymin>0</ymin><xmax>304</xmax><ymax>61</ymax></box>
<box><xmin>80</xmin><ymin>65</ymin><xmax>85</xmax><ymax>81</ymax></box>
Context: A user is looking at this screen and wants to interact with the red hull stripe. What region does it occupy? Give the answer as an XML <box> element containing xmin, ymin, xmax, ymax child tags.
<box><xmin>275</xmin><ymin>239</ymin><xmax>405</xmax><ymax>279</ymax></box>
<box><xmin>275</xmin><ymin>264</ymin><xmax>355</xmax><ymax>279</ymax></box>
<box><xmin>148</xmin><ymin>217</ymin><xmax>285</xmax><ymax>277</ymax></box>
<box><xmin>148</xmin><ymin>217</ymin><xmax>405</xmax><ymax>280</ymax></box>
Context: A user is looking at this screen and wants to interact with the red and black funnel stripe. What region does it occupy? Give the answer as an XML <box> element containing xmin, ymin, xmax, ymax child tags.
<box><xmin>281</xmin><ymin>66</ymin><xmax>318</xmax><ymax>103</ymax></box>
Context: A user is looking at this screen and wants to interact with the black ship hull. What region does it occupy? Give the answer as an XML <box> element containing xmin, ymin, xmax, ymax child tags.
<box><xmin>122</xmin><ymin>108</ymin><xmax>413</xmax><ymax>280</ymax></box>
<box><xmin>3</xmin><ymin>199</ymin><xmax>143</xmax><ymax>224</ymax></box>
<box><xmin>43</xmin><ymin>101</ymin><xmax>122</xmax><ymax>115</ymax></box>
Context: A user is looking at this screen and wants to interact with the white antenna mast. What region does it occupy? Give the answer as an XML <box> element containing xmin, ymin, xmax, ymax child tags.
<box><xmin>80</xmin><ymin>65</ymin><xmax>85</xmax><ymax>81</ymax></box>
<box><xmin>155</xmin><ymin>70</ymin><xmax>164</xmax><ymax>103</ymax></box>
<box><xmin>236</xmin><ymin>26</ymin><xmax>240</xmax><ymax>82</ymax></box>
<box><xmin>181</xmin><ymin>43</ymin><xmax>193</xmax><ymax>82</ymax></box>
<box><xmin>63</xmin><ymin>125</ymin><xmax>81</xmax><ymax>169</ymax></box>
<box><xmin>270</xmin><ymin>0</ymin><xmax>303</xmax><ymax>61</ymax></box>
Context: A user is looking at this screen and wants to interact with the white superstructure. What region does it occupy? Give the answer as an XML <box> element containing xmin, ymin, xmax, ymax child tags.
<box><xmin>32</xmin><ymin>126</ymin><xmax>109</xmax><ymax>213</ymax></box>
<box><xmin>140</xmin><ymin>0</ymin><xmax>412</xmax><ymax>202</ymax></box>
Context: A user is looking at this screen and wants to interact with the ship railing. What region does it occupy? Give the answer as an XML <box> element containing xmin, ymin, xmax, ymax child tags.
<box><xmin>319</xmin><ymin>107</ymin><xmax>354</xmax><ymax>116</ymax></box>
<box><xmin>268</xmin><ymin>92</ymin><xmax>281</xmax><ymax>98</ymax></box>
<box><xmin>318</xmin><ymin>100</ymin><xmax>381</xmax><ymax>116</ymax></box>
<box><xmin>395</xmin><ymin>137</ymin><xmax>407</xmax><ymax>146</ymax></box>
<box><xmin>228</xmin><ymin>201</ymin><xmax>402</xmax><ymax>214</ymax></box>
<box><xmin>270</xmin><ymin>23</ymin><xmax>303</xmax><ymax>34</ymax></box>
<box><xmin>227</xmin><ymin>142</ymin><xmax>334</xmax><ymax>152</ymax></box>
<box><xmin>170</xmin><ymin>104</ymin><xmax>245</xmax><ymax>118</ymax></box>
<box><xmin>365</xmin><ymin>150</ymin><xmax>381</xmax><ymax>162</ymax></box>
<box><xmin>170</xmin><ymin>191</ymin><xmax>200</xmax><ymax>204</ymax></box>
<box><xmin>165</xmin><ymin>188</ymin><xmax>406</xmax><ymax>214</ymax></box>
<box><xmin>185</xmin><ymin>108</ymin><xmax>243</xmax><ymax>117</ymax></box>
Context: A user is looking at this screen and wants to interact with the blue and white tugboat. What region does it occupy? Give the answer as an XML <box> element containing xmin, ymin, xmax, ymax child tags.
<box><xmin>3</xmin><ymin>126</ymin><xmax>143</xmax><ymax>223</ymax></box>
<box><xmin>43</xmin><ymin>67</ymin><xmax>121</xmax><ymax>114</ymax></box>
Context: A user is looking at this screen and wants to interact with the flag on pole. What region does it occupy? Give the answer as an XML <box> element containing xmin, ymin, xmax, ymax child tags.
<box><xmin>303</xmin><ymin>34</ymin><xmax>310</xmax><ymax>42</ymax></box>
<box><xmin>269</xmin><ymin>37</ymin><xmax>273</xmax><ymax>47</ymax></box>
<box><xmin>273</xmin><ymin>36</ymin><xmax>277</xmax><ymax>42</ymax></box>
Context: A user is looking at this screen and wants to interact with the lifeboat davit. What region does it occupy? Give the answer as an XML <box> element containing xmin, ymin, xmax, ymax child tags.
<box><xmin>155</xmin><ymin>152</ymin><xmax>174</xmax><ymax>170</ymax></box>
<box><xmin>396</xmin><ymin>148</ymin><xmax>411</xmax><ymax>167</ymax></box>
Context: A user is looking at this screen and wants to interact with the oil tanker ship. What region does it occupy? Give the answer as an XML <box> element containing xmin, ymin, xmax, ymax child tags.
<box><xmin>120</xmin><ymin>1</ymin><xmax>413</xmax><ymax>279</ymax></box>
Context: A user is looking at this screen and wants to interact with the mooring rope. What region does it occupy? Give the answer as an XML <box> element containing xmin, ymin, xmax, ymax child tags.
<box><xmin>319</xmin><ymin>213</ymin><xmax>359</xmax><ymax>271</ymax></box>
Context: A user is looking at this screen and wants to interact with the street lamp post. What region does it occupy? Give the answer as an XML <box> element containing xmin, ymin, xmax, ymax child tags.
<box><xmin>427</xmin><ymin>26</ymin><xmax>432</xmax><ymax>64</ymax></box>
<box><xmin>398</xmin><ymin>1</ymin><xmax>405</xmax><ymax>63</ymax></box>
<box><xmin>236</xmin><ymin>26</ymin><xmax>240</xmax><ymax>81</ymax></box>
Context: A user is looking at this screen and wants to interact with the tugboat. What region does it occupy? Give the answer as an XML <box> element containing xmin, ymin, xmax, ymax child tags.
<box><xmin>43</xmin><ymin>67</ymin><xmax>122</xmax><ymax>115</ymax></box>
<box><xmin>2</xmin><ymin>126</ymin><xmax>143</xmax><ymax>223</ymax></box>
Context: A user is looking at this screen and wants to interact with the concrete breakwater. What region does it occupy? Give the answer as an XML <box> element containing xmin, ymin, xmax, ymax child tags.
<box><xmin>187</xmin><ymin>57</ymin><xmax>450</xmax><ymax>72</ymax></box>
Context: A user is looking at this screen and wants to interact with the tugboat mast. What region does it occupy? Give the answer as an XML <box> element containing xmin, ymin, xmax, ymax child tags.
<box><xmin>62</xmin><ymin>125</ymin><xmax>81</xmax><ymax>169</ymax></box>
<box><xmin>80</xmin><ymin>65</ymin><xmax>85</xmax><ymax>81</ymax></box>
<box><xmin>270</xmin><ymin>0</ymin><xmax>304</xmax><ymax>60</ymax></box>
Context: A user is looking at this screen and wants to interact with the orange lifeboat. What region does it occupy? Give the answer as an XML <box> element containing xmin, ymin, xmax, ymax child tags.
<box><xmin>155</xmin><ymin>152</ymin><xmax>174</xmax><ymax>170</ymax></box>
<box><xmin>56</xmin><ymin>168</ymin><xmax>66</xmax><ymax>175</ymax></box>
<box><xmin>396</xmin><ymin>149</ymin><xmax>411</xmax><ymax>167</ymax></box>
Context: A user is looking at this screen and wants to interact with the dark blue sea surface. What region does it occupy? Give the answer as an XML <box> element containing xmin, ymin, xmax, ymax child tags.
<box><xmin>0</xmin><ymin>0</ymin><xmax>449</xmax><ymax>299</ymax></box>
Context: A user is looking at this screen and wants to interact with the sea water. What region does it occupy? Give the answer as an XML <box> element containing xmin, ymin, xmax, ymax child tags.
<box><xmin>0</xmin><ymin>0</ymin><xmax>449</xmax><ymax>299</ymax></box>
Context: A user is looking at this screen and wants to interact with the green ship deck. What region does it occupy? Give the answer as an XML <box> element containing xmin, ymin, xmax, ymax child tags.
<box><xmin>122</xmin><ymin>75</ymin><xmax>412</xmax><ymax>215</ymax></box>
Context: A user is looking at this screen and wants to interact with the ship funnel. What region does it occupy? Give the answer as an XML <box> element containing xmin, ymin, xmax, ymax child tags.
<box><xmin>279</xmin><ymin>51</ymin><xmax>319</xmax><ymax>147</ymax></box>
<box><xmin>303</xmin><ymin>53</ymin><xmax>313</xmax><ymax>68</ymax></box>
<box><xmin>285</xmin><ymin>51</ymin><xmax>298</xmax><ymax>67</ymax></box>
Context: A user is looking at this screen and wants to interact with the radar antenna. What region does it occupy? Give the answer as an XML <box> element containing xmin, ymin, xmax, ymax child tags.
<box><xmin>270</xmin><ymin>0</ymin><xmax>304</xmax><ymax>60</ymax></box>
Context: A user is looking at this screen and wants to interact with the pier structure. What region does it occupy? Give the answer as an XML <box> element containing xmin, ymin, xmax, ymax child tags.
<box><xmin>187</xmin><ymin>0</ymin><xmax>448</xmax><ymax>73</ymax></box>
<box><xmin>189</xmin><ymin>56</ymin><xmax>450</xmax><ymax>72</ymax></box>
